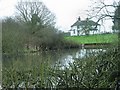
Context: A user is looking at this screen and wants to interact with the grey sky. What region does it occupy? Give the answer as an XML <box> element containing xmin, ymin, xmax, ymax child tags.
<box><xmin>0</xmin><ymin>0</ymin><xmax>118</xmax><ymax>32</ymax></box>
<box><xmin>42</xmin><ymin>0</ymin><xmax>91</xmax><ymax>31</ymax></box>
<box><xmin>0</xmin><ymin>0</ymin><xmax>92</xmax><ymax>31</ymax></box>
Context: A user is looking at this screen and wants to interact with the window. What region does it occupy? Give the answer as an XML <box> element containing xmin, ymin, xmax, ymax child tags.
<box><xmin>73</xmin><ymin>29</ymin><xmax>75</xmax><ymax>34</ymax></box>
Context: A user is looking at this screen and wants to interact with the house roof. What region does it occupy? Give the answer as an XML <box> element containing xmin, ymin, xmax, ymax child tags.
<box><xmin>71</xmin><ymin>19</ymin><xmax>100</xmax><ymax>27</ymax></box>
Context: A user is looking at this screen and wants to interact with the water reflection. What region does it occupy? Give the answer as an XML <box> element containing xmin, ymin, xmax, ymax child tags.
<box><xmin>3</xmin><ymin>49</ymin><xmax>106</xmax><ymax>69</ymax></box>
<box><xmin>56</xmin><ymin>49</ymin><xmax>106</xmax><ymax>67</ymax></box>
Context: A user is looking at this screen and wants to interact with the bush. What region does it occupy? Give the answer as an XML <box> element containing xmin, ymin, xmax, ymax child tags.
<box><xmin>3</xmin><ymin>46</ymin><xmax>120</xmax><ymax>89</ymax></box>
<box><xmin>2</xmin><ymin>18</ymin><xmax>27</xmax><ymax>55</ymax></box>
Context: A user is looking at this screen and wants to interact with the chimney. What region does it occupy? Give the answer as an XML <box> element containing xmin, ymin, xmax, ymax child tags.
<box><xmin>78</xmin><ymin>16</ymin><xmax>81</xmax><ymax>21</ymax></box>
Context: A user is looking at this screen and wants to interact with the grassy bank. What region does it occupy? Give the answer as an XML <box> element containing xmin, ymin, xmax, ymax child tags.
<box><xmin>65</xmin><ymin>34</ymin><xmax>118</xmax><ymax>44</ymax></box>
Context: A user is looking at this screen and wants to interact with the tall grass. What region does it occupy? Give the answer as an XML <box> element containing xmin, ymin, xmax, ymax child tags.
<box><xmin>2</xmin><ymin>45</ymin><xmax>119</xmax><ymax>89</ymax></box>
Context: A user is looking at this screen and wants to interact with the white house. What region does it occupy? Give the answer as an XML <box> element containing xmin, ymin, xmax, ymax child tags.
<box><xmin>69</xmin><ymin>17</ymin><xmax>100</xmax><ymax>36</ymax></box>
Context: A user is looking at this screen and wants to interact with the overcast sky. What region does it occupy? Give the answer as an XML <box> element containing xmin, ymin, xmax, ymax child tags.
<box><xmin>42</xmin><ymin>0</ymin><xmax>91</xmax><ymax>31</ymax></box>
<box><xmin>0</xmin><ymin>0</ymin><xmax>92</xmax><ymax>31</ymax></box>
<box><xmin>0</xmin><ymin>0</ymin><xmax>118</xmax><ymax>32</ymax></box>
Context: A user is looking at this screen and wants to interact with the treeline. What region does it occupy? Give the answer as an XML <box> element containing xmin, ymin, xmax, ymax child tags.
<box><xmin>2</xmin><ymin>0</ymin><xmax>79</xmax><ymax>54</ymax></box>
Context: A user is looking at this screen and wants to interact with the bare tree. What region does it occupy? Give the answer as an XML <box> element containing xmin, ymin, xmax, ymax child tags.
<box><xmin>87</xmin><ymin>0</ymin><xmax>119</xmax><ymax>30</ymax></box>
<box><xmin>113</xmin><ymin>4</ymin><xmax>120</xmax><ymax>32</ymax></box>
<box><xmin>88</xmin><ymin>0</ymin><xmax>117</xmax><ymax>19</ymax></box>
<box><xmin>87</xmin><ymin>0</ymin><xmax>120</xmax><ymax>40</ymax></box>
<box><xmin>87</xmin><ymin>1</ymin><xmax>120</xmax><ymax>88</ymax></box>
<box><xmin>15</xmin><ymin>0</ymin><xmax>56</xmax><ymax>28</ymax></box>
<box><xmin>14</xmin><ymin>0</ymin><xmax>62</xmax><ymax>51</ymax></box>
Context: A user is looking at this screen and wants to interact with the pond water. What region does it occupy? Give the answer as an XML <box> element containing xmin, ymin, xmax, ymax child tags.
<box><xmin>3</xmin><ymin>48</ymin><xmax>106</xmax><ymax>69</ymax></box>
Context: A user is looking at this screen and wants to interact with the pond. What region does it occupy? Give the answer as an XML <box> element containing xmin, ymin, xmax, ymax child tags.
<box><xmin>3</xmin><ymin>48</ymin><xmax>110</xmax><ymax>88</ymax></box>
<box><xmin>3</xmin><ymin>48</ymin><xmax>106</xmax><ymax>69</ymax></box>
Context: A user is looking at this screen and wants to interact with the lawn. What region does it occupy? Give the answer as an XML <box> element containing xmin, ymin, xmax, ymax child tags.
<box><xmin>65</xmin><ymin>33</ymin><xmax>118</xmax><ymax>44</ymax></box>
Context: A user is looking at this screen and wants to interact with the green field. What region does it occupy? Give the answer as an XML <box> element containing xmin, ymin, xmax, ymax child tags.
<box><xmin>65</xmin><ymin>34</ymin><xmax>118</xmax><ymax>44</ymax></box>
